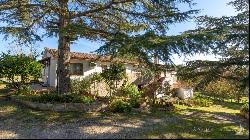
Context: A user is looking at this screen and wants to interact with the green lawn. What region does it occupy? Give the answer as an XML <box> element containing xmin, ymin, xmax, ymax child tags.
<box><xmin>139</xmin><ymin>103</ymin><xmax>248</xmax><ymax>139</ymax></box>
<box><xmin>138</xmin><ymin>93</ymin><xmax>249</xmax><ymax>139</ymax></box>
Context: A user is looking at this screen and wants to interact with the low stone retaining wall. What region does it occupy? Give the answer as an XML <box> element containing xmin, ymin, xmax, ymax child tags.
<box><xmin>10</xmin><ymin>96</ymin><xmax>108</xmax><ymax>112</ymax></box>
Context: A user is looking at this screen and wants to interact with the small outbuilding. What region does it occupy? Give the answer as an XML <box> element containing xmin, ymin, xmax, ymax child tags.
<box><xmin>175</xmin><ymin>88</ymin><xmax>193</xmax><ymax>100</ymax></box>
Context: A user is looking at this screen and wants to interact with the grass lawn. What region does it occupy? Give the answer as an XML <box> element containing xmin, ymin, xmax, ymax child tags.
<box><xmin>139</xmin><ymin>103</ymin><xmax>249</xmax><ymax>139</ymax></box>
<box><xmin>0</xmin><ymin>86</ymin><xmax>249</xmax><ymax>139</ymax></box>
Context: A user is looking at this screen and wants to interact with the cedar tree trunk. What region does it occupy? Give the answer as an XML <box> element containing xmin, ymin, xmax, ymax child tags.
<box><xmin>57</xmin><ymin>0</ymin><xmax>71</xmax><ymax>94</ymax></box>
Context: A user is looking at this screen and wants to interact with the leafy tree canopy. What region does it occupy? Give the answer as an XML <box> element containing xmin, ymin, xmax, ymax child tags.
<box><xmin>97</xmin><ymin>0</ymin><xmax>249</xmax><ymax>99</ymax></box>
<box><xmin>0</xmin><ymin>52</ymin><xmax>43</xmax><ymax>87</ymax></box>
<box><xmin>0</xmin><ymin>0</ymin><xmax>198</xmax><ymax>43</ymax></box>
<box><xmin>177</xmin><ymin>0</ymin><xmax>249</xmax><ymax>90</ymax></box>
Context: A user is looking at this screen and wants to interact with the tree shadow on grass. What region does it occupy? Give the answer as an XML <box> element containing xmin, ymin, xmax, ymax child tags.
<box><xmin>0</xmin><ymin>97</ymin><xmax>249</xmax><ymax>139</ymax></box>
<box><xmin>140</xmin><ymin>116</ymin><xmax>248</xmax><ymax>139</ymax></box>
<box><xmin>214</xmin><ymin>101</ymin><xmax>245</xmax><ymax>110</ymax></box>
<box><xmin>180</xmin><ymin>107</ymin><xmax>248</xmax><ymax>128</ymax></box>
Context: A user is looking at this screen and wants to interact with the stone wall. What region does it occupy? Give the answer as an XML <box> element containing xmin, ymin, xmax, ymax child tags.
<box><xmin>10</xmin><ymin>96</ymin><xmax>108</xmax><ymax>112</ymax></box>
<box><xmin>89</xmin><ymin>73</ymin><xmax>139</xmax><ymax>97</ymax></box>
<box><xmin>90</xmin><ymin>81</ymin><xmax>110</xmax><ymax>97</ymax></box>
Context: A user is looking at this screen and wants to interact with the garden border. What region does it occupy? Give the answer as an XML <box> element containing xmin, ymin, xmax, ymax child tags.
<box><xmin>9</xmin><ymin>96</ymin><xmax>108</xmax><ymax>112</ymax></box>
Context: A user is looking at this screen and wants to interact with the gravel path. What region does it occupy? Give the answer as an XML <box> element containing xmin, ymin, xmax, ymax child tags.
<box><xmin>0</xmin><ymin>97</ymin><xmax>178</xmax><ymax>139</ymax></box>
<box><xmin>0</xmin><ymin>114</ymin><xmax>179</xmax><ymax>139</ymax></box>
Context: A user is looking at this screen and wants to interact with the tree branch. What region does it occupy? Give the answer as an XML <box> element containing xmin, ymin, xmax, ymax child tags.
<box><xmin>70</xmin><ymin>0</ymin><xmax>134</xmax><ymax>18</ymax></box>
<box><xmin>111</xmin><ymin>7</ymin><xmax>162</xmax><ymax>19</ymax></box>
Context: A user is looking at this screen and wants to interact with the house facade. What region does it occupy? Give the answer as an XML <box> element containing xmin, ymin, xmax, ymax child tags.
<box><xmin>40</xmin><ymin>48</ymin><xmax>142</xmax><ymax>87</ymax></box>
<box><xmin>39</xmin><ymin>48</ymin><xmax>178</xmax><ymax>96</ymax></box>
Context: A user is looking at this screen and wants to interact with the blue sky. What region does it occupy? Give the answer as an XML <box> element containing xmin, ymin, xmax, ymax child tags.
<box><xmin>0</xmin><ymin>0</ymin><xmax>238</xmax><ymax>64</ymax></box>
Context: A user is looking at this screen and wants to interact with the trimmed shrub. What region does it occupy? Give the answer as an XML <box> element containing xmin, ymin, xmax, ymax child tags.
<box><xmin>14</xmin><ymin>89</ymin><xmax>94</xmax><ymax>104</ymax></box>
<box><xmin>14</xmin><ymin>85</ymin><xmax>34</xmax><ymax>95</ymax></box>
<box><xmin>109</xmin><ymin>99</ymin><xmax>132</xmax><ymax>113</ymax></box>
<box><xmin>31</xmin><ymin>93</ymin><xmax>93</xmax><ymax>104</ymax></box>
<box><xmin>121</xmin><ymin>84</ymin><xmax>141</xmax><ymax>108</ymax></box>
<box><xmin>71</xmin><ymin>79</ymin><xmax>91</xmax><ymax>95</ymax></box>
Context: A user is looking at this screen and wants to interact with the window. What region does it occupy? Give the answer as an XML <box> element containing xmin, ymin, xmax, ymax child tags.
<box><xmin>70</xmin><ymin>63</ymin><xmax>83</xmax><ymax>75</ymax></box>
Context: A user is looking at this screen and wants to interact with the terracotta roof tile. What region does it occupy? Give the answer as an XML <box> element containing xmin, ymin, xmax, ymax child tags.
<box><xmin>44</xmin><ymin>47</ymin><xmax>139</xmax><ymax>65</ymax></box>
